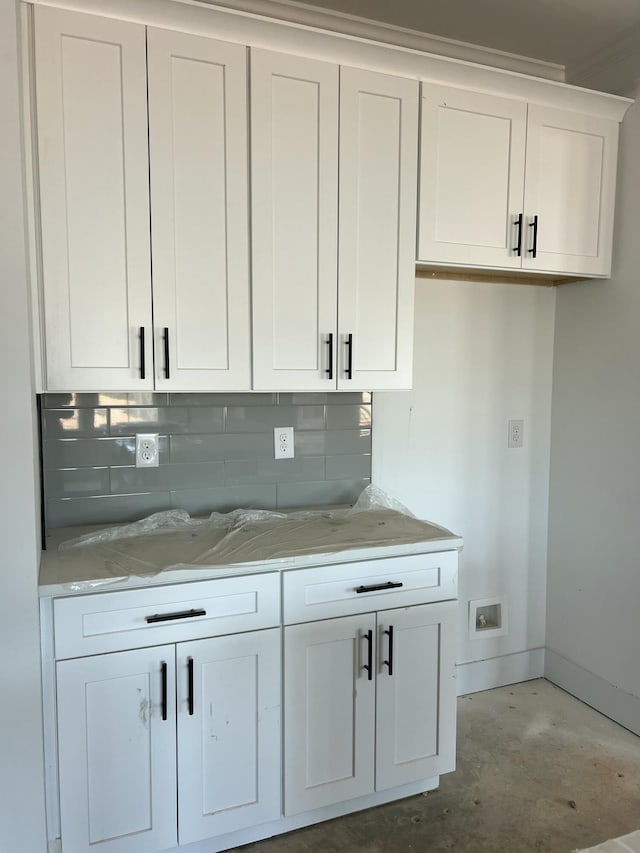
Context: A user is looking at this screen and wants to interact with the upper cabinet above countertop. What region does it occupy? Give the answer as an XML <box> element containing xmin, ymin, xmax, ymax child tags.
<box><xmin>25</xmin><ymin>2</ymin><xmax>632</xmax><ymax>394</ymax></box>
<box><xmin>417</xmin><ymin>83</ymin><xmax>621</xmax><ymax>279</ymax></box>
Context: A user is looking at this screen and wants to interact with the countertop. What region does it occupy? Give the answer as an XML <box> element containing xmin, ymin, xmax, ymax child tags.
<box><xmin>39</xmin><ymin>507</ymin><xmax>463</xmax><ymax>597</ymax></box>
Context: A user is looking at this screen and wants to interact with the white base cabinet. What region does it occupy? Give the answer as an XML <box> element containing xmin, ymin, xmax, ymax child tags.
<box><xmin>57</xmin><ymin>646</ymin><xmax>178</xmax><ymax>853</ymax></box>
<box><xmin>44</xmin><ymin>551</ymin><xmax>458</xmax><ymax>853</ymax></box>
<box><xmin>284</xmin><ymin>602</ymin><xmax>456</xmax><ymax>815</ymax></box>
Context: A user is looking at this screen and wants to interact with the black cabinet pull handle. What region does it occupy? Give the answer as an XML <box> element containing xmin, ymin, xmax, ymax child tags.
<box><xmin>187</xmin><ymin>657</ymin><xmax>194</xmax><ymax>716</ymax></box>
<box><xmin>325</xmin><ymin>332</ymin><xmax>334</xmax><ymax>380</ymax></box>
<box><xmin>528</xmin><ymin>215</ymin><xmax>538</xmax><ymax>259</ymax></box>
<box><xmin>362</xmin><ymin>628</ymin><xmax>373</xmax><ymax>681</ymax></box>
<box><xmin>139</xmin><ymin>327</ymin><xmax>146</xmax><ymax>380</ymax></box>
<box><xmin>355</xmin><ymin>581</ymin><xmax>403</xmax><ymax>594</ymax></box>
<box><xmin>145</xmin><ymin>608</ymin><xmax>206</xmax><ymax>624</ymax></box>
<box><xmin>345</xmin><ymin>333</ymin><xmax>353</xmax><ymax>380</ymax></box>
<box><xmin>513</xmin><ymin>213</ymin><xmax>523</xmax><ymax>256</ymax></box>
<box><xmin>161</xmin><ymin>661</ymin><xmax>168</xmax><ymax>721</ymax></box>
<box><xmin>383</xmin><ymin>625</ymin><xmax>394</xmax><ymax>676</ymax></box>
<box><xmin>163</xmin><ymin>327</ymin><xmax>170</xmax><ymax>379</ymax></box>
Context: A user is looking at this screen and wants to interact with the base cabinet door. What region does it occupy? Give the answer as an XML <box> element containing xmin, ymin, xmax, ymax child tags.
<box><xmin>375</xmin><ymin>601</ymin><xmax>457</xmax><ymax>791</ymax></box>
<box><xmin>284</xmin><ymin>615</ymin><xmax>376</xmax><ymax>815</ymax></box>
<box><xmin>177</xmin><ymin>628</ymin><xmax>281</xmax><ymax>844</ymax></box>
<box><xmin>56</xmin><ymin>646</ymin><xmax>177</xmax><ymax>853</ymax></box>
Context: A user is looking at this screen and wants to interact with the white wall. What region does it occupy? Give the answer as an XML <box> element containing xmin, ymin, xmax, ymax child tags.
<box><xmin>373</xmin><ymin>279</ymin><xmax>555</xmax><ymax>687</ymax></box>
<box><xmin>546</xmin><ymin>89</ymin><xmax>640</xmax><ymax>717</ymax></box>
<box><xmin>0</xmin><ymin>0</ymin><xmax>47</xmax><ymax>849</ymax></box>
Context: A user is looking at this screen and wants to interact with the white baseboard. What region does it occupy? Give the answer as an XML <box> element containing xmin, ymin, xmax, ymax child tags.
<box><xmin>545</xmin><ymin>648</ymin><xmax>640</xmax><ymax>737</ymax></box>
<box><xmin>456</xmin><ymin>648</ymin><xmax>545</xmax><ymax>696</ymax></box>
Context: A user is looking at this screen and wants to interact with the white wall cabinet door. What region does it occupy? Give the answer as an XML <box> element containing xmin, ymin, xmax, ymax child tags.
<box><xmin>284</xmin><ymin>614</ymin><xmax>376</xmax><ymax>815</ymax></box>
<box><xmin>251</xmin><ymin>48</ymin><xmax>339</xmax><ymax>391</ymax></box>
<box><xmin>34</xmin><ymin>6</ymin><xmax>153</xmax><ymax>391</ymax></box>
<box><xmin>338</xmin><ymin>67</ymin><xmax>419</xmax><ymax>390</ymax></box>
<box><xmin>56</xmin><ymin>647</ymin><xmax>177</xmax><ymax>853</ymax></box>
<box><xmin>375</xmin><ymin>601</ymin><xmax>457</xmax><ymax>791</ymax></box>
<box><xmin>418</xmin><ymin>84</ymin><xmax>527</xmax><ymax>269</ymax></box>
<box><xmin>522</xmin><ymin>105</ymin><xmax>619</xmax><ymax>276</ymax></box>
<box><xmin>147</xmin><ymin>29</ymin><xmax>251</xmax><ymax>391</ymax></box>
<box><xmin>177</xmin><ymin>628</ymin><xmax>281</xmax><ymax>844</ymax></box>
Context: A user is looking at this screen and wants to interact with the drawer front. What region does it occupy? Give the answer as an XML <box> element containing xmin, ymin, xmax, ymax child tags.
<box><xmin>53</xmin><ymin>573</ymin><xmax>280</xmax><ymax>659</ymax></box>
<box><xmin>282</xmin><ymin>551</ymin><xmax>458</xmax><ymax>625</ymax></box>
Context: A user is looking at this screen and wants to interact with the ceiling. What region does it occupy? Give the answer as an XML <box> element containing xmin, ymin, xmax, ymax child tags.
<box><xmin>280</xmin><ymin>0</ymin><xmax>640</xmax><ymax>71</ymax></box>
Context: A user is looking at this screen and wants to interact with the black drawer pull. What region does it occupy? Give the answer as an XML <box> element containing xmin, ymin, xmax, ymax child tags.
<box><xmin>355</xmin><ymin>581</ymin><xmax>403</xmax><ymax>594</ymax></box>
<box><xmin>145</xmin><ymin>608</ymin><xmax>206</xmax><ymax>624</ymax></box>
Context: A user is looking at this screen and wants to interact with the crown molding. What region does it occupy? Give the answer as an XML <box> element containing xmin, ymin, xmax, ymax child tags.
<box><xmin>567</xmin><ymin>21</ymin><xmax>640</xmax><ymax>95</ymax></box>
<box><xmin>193</xmin><ymin>0</ymin><xmax>566</xmax><ymax>81</ymax></box>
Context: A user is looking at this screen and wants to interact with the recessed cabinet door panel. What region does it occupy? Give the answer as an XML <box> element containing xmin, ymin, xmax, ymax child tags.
<box><xmin>251</xmin><ymin>49</ymin><xmax>338</xmax><ymax>390</ymax></box>
<box><xmin>376</xmin><ymin>601</ymin><xmax>457</xmax><ymax>791</ymax></box>
<box><xmin>177</xmin><ymin>629</ymin><xmax>281</xmax><ymax>843</ymax></box>
<box><xmin>34</xmin><ymin>6</ymin><xmax>152</xmax><ymax>391</ymax></box>
<box><xmin>522</xmin><ymin>105</ymin><xmax>618</xmax><ymax>276</ymax></box>
<box><xmin>418</xmin><ymin>85</ymin><xmax>527</xmax><ymax>268</ymax></box>
<box><xmin>56</xmin><ymin>647</ymin><xmax>177</xmax><ymax>853</ymax></box>
<box><xmin>284</xmin><ymin>614</ymin><xmax>375</xmax><ymax>815</ymax></box>
<box><xmin>338</xmin><ymin>67</ymin><xmax>418</xmax><ymax>390</ymax></box>
<box><xmin>147</xmin><ymin>29</ymin><xmax>251</xmax><ymax>390</ymax></box>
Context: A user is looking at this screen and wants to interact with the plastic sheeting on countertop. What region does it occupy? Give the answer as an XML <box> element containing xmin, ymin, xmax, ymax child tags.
<box><xmin>49</xmin><ymin>486</ymin><xmax>459</xmax><ymax>591</ymax></box>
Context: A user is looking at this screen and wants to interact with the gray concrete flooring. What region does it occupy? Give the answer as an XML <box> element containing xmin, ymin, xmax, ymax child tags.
<box><xmin>234</xmin><ymin>679</ymin><xmax>640</xmax><ymax>853</ymax></box>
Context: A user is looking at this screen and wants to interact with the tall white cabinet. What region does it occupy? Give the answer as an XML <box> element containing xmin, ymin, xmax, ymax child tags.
<box><xmin>34</xmin><ymin>8</ymin><xmax>251</xmax><ymax>392</ymax></box>
<box><xmin>147</xmin><ymin>28</ymin><xmax>251</xmax><ymax>391</ymax></box>
<box><xmin>250</xmin><ymin>49</ymin><xmax>339</xmax><ymax>391</ymax></box>
<box><xmin>34</xmin><ymin>7</ymin><xmax>153</xmax><ymax>391</ymax></box>
<box><xmin>250</xmin><ymin>52</ymin><xmax>418</xmax><ymax>391</ymax></box>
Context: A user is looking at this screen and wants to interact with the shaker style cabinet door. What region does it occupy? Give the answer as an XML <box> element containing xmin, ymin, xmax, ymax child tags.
<box><xmin>418</xmin><ymin>84</ymin><xmax>527</xmax><ymax>269</ymax></box>
<box><xmin>147</xmin><ymin>29</ymin><xmax>251</xmax><ymax>391</ymax></box>
<box><xmin>176</xmin><ymin>629</ymin><xmax>281</xmax><ymax>844</ymax></box>
<box><xmin>375</xmin><ymin>601</ymin><xmax>457</xmax><ymax>791</ymax></box>
<box><xmin>338</xmin><ymin>67</ymin><xmax>419</xmax><ymax>390</ymax></box>
<box><xmin>250</xmin><ymin>48</ymin><xmax>339</xmax><ymax>391</ymax></box>
<box><xmin>34</xmin><ymin>6</ymin><xmax>153</xmax><ymax>391</ymax></box>
<box><xmin>522</xmin><ymin>104</ymin><xmax>619</xmax><ymax>276</ymax></box>
<box><xmin>56</xmin><ymin>647</ymin><xmax>177</xmax><ymax>853</ymax></box>
<box><xmin>284</xmin><ymin>614</ymin><xmax>376</xmax><ymax>815</ymax></box>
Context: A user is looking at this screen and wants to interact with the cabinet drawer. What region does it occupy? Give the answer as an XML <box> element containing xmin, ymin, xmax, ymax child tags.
<box><xmin>53</xmin><ymin>573</ymin><xmax>280</xmax><ymax>659</ymax></box>
<box><xmin>282</xmin><ymin>551</ymin><xmax>457</xmax><ymax>624</ymax></box>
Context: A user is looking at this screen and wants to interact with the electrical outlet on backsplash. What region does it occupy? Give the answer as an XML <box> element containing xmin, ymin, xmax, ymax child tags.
<box><xmin>39</xmin><ymin>392</ymin><xmax>373</xmax><ymax>531</ymax></box>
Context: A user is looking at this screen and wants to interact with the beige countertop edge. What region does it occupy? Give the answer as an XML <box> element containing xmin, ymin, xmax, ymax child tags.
<box><xmin>38</xmin><ymin>535</ymin><xmax>464</xmax><ymax>598</ymax></box>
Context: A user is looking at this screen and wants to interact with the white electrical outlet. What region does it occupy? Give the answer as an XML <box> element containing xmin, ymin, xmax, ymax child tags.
<box><xmin>274</xmin><ymin>426</ymin><xmax>294</xmax><ymax>459</ymax></box>
<box><xmin>508</xmin><ymin>419</ymin><xmax>524</xmax><ymax>449</ymax></box>
<box><xmin>136</xmin><ymin>433</ymin><xmax>159</xmax><ymax>467</ymax></box>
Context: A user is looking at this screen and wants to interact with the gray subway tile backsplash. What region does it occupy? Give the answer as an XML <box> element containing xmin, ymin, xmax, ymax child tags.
<box><xmin>41</xmin><ymin>392</ymin><xmax>372</xmax><ymax>529</ymax></box>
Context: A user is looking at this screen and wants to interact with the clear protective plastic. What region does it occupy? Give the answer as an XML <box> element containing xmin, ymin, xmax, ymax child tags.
<box><xmin>54</xmin><ymin>485</ymin><xmax>456</xmax><ymax>589</ymax></box>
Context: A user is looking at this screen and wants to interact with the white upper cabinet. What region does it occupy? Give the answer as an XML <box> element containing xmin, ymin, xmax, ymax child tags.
<box><xmin>250</xmin><ymin>49</ymin><xmax>339</xmax><ymax>391</ymax></box>
<box><xmin>251</xmin><ymin>53</ymin><xmax>418</xmax><ymax>391</ymax></box>
<box><xmin>418</xmin><ymin>85</ymin><xmax>527</xmax><ymax>268</ymax></box>
<box><xmin>418</xmin><ymin>83</ymin><xmax>621</xmax><ymax>278</ymax></box>
<box><xmin>34</xmin><ymin>7</ymin><xmax>153</xmax><ymax>391</ymax></box>
<box><xmin>521</xmin><ymin>105</ymin><xmax>618</xmax><ymax>276</ymax></box>
<box><xmin>147</xmin><ymin>28</ymin><xmax>251</xmax><ymax>390</ymax></box>
<box><xmin>338</xmin><ymin>67</ymin><xmax>418</xmax><ymax>390</ymax></box>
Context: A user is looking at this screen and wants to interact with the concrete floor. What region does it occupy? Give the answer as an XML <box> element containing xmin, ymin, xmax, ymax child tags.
<box><xmin>233</xmin><ymin>679</ymin><xmax>640</xmax><ymax>853</ymax></box>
